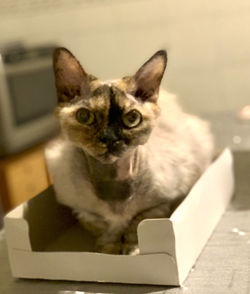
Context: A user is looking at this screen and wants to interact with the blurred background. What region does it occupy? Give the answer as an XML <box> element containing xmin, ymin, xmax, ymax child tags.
<box><xmin>1</xmin><ymin>0</ymin><xmax>250</xmax><ymax>112</ymax></box>
<box><xmin>0</xmin><ymin>0</ymin><xmax>250</xmax><ymax>216</ymax></box>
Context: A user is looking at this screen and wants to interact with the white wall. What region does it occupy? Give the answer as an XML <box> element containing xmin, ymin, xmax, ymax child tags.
<box><xmin>1</xmin><ymin>0</ymin><xmax>250</xmax><ymax>114</ymax></box>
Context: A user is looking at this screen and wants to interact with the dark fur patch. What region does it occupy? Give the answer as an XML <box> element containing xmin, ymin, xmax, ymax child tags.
<box><xmin>93</xmin><ymin>179</ymin><xmax>132</xmax><ymax>201</ymax></box>
<box><xmin>94</xmin><ymin>85</ymin><xmax>126</xmax><ymax>155</ymax></box>
<box><xmin>108</xmin><ymin>87</ymin><xmax>123</xmax><ymax>125</ymax></box>
<box><xmin>85</xmin><ymin>155</ymin><xmax>132</xmax><ymax>201</ymax></box>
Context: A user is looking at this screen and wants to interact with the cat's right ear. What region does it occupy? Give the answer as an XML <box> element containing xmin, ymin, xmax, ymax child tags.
<box><xmin>133</xmin><ymin>50</ymin><xmax>167</xmax><ymax>103</ymax></box>
<box><xmin>53</xmin><ymin>48</ymin><xmax>90</xmax><ymax>103</ymax></box>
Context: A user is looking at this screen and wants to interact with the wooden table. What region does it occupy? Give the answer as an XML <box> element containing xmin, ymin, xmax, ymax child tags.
<box><xmin>0</xmin><ymin>151</ymin><xmax>249</xmax><ymax>294</ymax></box>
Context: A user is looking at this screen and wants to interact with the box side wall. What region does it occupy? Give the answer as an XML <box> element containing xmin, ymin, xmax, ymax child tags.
<box><xmin>9</xmin><ymin>250</ymin><xmax>180</xmax><ymax>286</ymax></box>
<box><xmin>172</xmin><ymin>149</ymin><xmax>234</xmax><ymax>283</ymax></box>
<box><xmin>20</xmin><ymin>187</ymin><xmax>77</xmax><ymax>251</ymax></box>
<box><xmin>5</xmin><ymin>188</ymin><xmax>180</xmax><ymax>285</ymax></box>
<box><xmin>138</xmin><ymin>218</ymin><xmax>176</xmax><ymax>257</ymax></box>
<box><xmin>4</xmin><ymin>217</ymin><xmax>31</xmax><ymax>251</ymax></box>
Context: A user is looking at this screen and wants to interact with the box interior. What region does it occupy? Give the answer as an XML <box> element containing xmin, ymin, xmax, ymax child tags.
<box><xmin>23</xmin><ymin>188</ymin><xmax>95</xmax><ymax>252</ymax></box>
<box><xmin>23</xmin><ymin>185</ymin><xmax>183</xmax><ymax>254</ymax></box>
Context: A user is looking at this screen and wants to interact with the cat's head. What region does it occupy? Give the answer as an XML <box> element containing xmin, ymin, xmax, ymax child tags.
<box><xmin>53</xmin><ymin>48</ymin><xmax>167</xmax><ymax>163</ymax></box>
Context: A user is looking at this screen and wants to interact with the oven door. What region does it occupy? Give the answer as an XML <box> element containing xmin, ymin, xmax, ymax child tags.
<box><xmin>0</xmin><ymin>57</ymin><xmax>59</xmax><ymax>155</ymax></box>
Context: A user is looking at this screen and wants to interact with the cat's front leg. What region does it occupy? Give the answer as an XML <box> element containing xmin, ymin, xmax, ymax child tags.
<box><xmin>122</xmin><ymin>203</ymin><xmax>171</xmax><ymax>255</ymax></box>
<box><xmin>78</xmin><ymin>213</ymin><xmax>123</xmax><ymax>254</ymax></box>
<box><xmin>95</xmin><ymin>229</ymin><xmax>123</xmax><ymax>254</ymax></box>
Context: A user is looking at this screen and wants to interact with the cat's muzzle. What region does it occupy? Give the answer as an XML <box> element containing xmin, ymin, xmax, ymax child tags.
<box><xmin>107</xmin><ymin>140</ymin><xmax>125</xmax><ymax>156</ymax></box>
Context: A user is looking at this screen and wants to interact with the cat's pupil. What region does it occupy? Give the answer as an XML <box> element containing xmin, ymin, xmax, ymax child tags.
<box><xmin>76</xmin><ymin>108</ymin><xmax>93</xmax><ymax>125</ymax></box>
<box><xmin>127</xmin><ymin>111</ymin><xmax>138</xmax><ymax>123</ymax></box>
<box><xmin>123</xmin><ymin>110</ymin><xmax>142</xmax><ymax>128</ymax></box>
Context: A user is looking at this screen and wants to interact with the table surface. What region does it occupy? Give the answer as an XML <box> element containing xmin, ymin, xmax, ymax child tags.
<box><xmin>1</xmin><ymin>112</ymin><xmax>250</xmax><ymax>294</ymax></box>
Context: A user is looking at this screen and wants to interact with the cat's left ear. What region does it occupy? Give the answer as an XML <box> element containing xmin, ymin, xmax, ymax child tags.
<box><xmin>53</xmin><ymin>47</ymin><xmax>90</xmax><ymax>103</ymax></box>
<box><xmin>133</xmin><ymin>50</ymin><xmax>167</xmax><ymax>102</ymax></box>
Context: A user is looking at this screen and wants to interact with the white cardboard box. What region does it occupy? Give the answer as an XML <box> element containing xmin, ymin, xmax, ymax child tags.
<box><xmin>4</xmin><ymin>148</ymin><xmax>234</xmax><ymax>286</ymax></box>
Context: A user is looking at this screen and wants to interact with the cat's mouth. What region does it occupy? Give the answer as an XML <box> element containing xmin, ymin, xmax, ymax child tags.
<box><xmin>97</xmin><ymin>152</ymin><xmax>119</xmax><ymax>164</ymax></box>
<box><xmin>98</xmin><ymin>140</ymin><xmax>127</xmax><ymax>161</ymax></box>
<box><xmin>83</xmin><ymin>140</ymin><xmax>127</xmax><ymax>164</ymax></box>
<box><xmin>97</xmin><ymin>148</ymin><xmax>126</xmax><ymax>164</ymax></box>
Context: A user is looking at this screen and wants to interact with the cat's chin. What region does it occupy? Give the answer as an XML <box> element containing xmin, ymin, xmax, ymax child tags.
<box><xmin>81</xmin><ymin>146</ymin><xmax>130</xmax><ymax>164</ymax></box>
<box><xmin>83</xmin><ymin>149</ymin><xmax>120</xmax><ymax>164</ymax></box>
<box><xmin>97</xmin><ymin>153</ymin><xmax>120</xmax><ymax>164</ymax></box>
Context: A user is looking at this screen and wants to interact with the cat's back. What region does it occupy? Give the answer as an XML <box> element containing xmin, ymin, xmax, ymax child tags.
<box><xmin>146</xmin><ymin>89</ymin><xmax>214</xmax><ymax>196</ymax></box>
<box><xmin>156</xmin><ymin>88</ymin><xmax>214</xmax><ymax>157</ymax></box>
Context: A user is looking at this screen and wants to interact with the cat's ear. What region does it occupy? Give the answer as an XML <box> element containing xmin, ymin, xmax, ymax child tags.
<box><xmin>53</xmin><ymin>47</ymin><xmax>90</xmax><ymax>103</ymax></box>
<box><xmin>133</xmin><ymin>50</ymin><xmax>167</xmax><ymax>102</ymax></box>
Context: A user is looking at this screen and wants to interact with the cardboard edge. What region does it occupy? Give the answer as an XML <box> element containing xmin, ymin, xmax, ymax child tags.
<box><xmin>4</xmin><ymin>214</ymin><xmax>31</xmax><ymax>278</ymax></box>
<box><xmin>171</xmin><ymin>148</ymin><xmax>234</xmax><ymax>221</ymax></box>
<box><xmin>9</xmin><ymin>249</ymin><xmax>179</xmax><ymax>285</ymax></box>
<box><xmin>137</xmin><ymin>148</ymin><xmax>234</xmax><ymax>284</ymax></box>
<box><xmin>4</xmin><ymin>216</ymin><xmax>31</xmax><ymax>251</ymax></box>
<box><xmin>172</xmin><ymin>148</ymin><xmax>234</xmax><ymax>284</ymax></box>
<box><xmin>138</xmin><ymin>218</ymin><xmax>176</xmax><ymax>257</ymax></box>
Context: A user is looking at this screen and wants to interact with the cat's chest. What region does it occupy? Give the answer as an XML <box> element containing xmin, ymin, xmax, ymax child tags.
<box><xmin>46</xmin><ymin>142</ymin><xmax>149</xmax><ymax>226</ymax></box>
<box><xmin>88</xmin><ymin>176</ymin><xmax>137</xmax><ymax>218</ymax></box>
<box><xmin>91</xmin><ymin>178</ymin><xmax>133</xmax><ymax>202</ymax></box>
<box><xmin>74</xmin><ymin>178</ymin><xmax>139</xmax><ymax>228</ymax></box>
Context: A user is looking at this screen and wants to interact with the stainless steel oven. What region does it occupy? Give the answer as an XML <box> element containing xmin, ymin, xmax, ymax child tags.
<box><xmin>0</xmin><ymin>44</ymin><xmax>59</xmax><ymax>155</ymax></box>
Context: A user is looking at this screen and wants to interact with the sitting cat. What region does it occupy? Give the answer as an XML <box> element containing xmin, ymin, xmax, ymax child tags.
<box><xmin>45</xmin><ymin>48</ymin><xmax>214</xmax><ymax>255</ymax></box>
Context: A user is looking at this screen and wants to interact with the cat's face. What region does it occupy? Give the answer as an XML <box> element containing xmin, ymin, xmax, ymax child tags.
<box><xmin>53</xmin><ymin>48</ymin><xmax>167</xmax><ymax>163</ymax></box>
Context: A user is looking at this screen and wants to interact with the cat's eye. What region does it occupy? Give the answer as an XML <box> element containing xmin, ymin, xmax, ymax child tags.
<box><xmin>76</xmin><ymin>108</ymin><xmax>95</xmax><ymax>125</ymax></box>
<box><xmin>122</xmin><ymin>110</ymin><xmax>142</xmax><ymax>128</ymax></box>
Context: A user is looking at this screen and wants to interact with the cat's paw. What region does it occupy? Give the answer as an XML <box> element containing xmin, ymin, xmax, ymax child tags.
<box><xmin>121</xmin><ymin>244</ymin><xmax>140</xmax><ymax>255</ymax></box>
<box><xmin>95</xmin><ymin>242</ymin><xmax>121</xmax><ymax>255</ymax></box>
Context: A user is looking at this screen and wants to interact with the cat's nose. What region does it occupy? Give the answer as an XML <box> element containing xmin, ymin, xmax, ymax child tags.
<box><xmin>99</xmin><ymin>128</ymin><xmax>119</xmax><ymax>144</ymax></box>
<box><xmin>110</xmin><ymin>140</ymin><xmax>123</xmax><ymax>149</ymax></box>
<box><xmin>108</xmin><ymin>140</ymin><xmax>125</xmax><ymax>155</ymax></box>
<box><xmin>99</xmin><ymin>128</ymin><xmax>125</xmax><ymax>155</ymax></box>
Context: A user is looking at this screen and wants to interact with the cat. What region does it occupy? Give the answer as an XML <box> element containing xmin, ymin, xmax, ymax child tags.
<box><xmin>45</xmin><ymin>47</ymin><xmax>214</xmax><ymax>255</ymax></box>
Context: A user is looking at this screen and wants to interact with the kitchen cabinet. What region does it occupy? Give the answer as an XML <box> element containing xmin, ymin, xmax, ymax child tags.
<box><xmin>0</xmin><ymin>144</ymin><xmax>50</xmax><ymax>213</ymax></box>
